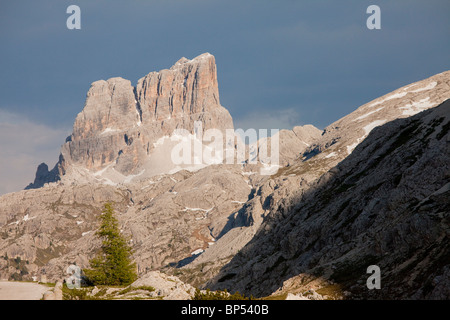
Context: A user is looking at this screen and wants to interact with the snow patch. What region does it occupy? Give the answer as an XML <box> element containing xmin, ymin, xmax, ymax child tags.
<box><xmin>93</xmin><ymin>163</ymin><xmax>114</xmax><ymax>177</ymax></box>
<box><xmin>346</xmin><ymin>141</ymin><xmax>360</xmax><ymax>154</ymax></box>
<box><xmin>410</xmin><ymin>81</ymin><xmax>437</xmax><ymax>93</ymax></box>
<box><xmin>259</xmin><ymin>163</ymin><xmax>280</xmax><ymax>175</ymax></box>
<box><xmin>100</xmin><ymin>127</ymin><xmax>119</xmax><ymax>135</ymax></box>
<box><xmin>153</xmin><ymin>136</ymin><xmax>169</xmax><ymax>148</ymax></box>
<box><xmin>368</xmin><ymin>91</ymin><xmax>407</xmax><ymax>108</ymax></box>
<box><xmin>363</xmin><ymin>120</ymin><xmax>387</xmax><ymax>135</ymax></box>
<box><xmin>140</xmin><ymin>181</ymin><xmax>155</xmax><ymax>190</ymax></box>
<box><xmin>191</xmin><ymin>249</ymin><xmax>204</xmax><ymax>256</ymax></box>
<box><xmin>400</xmin><ymin>97</ymin><xmax>434</xmax><ymax>116</ymax></box>
<box><xmin>242</xmin><ymin>171</ymin><xmax>258</xmax><ymax>176</ymax></box>
<box><xmin>182</xmin><ymin>207</ymin><xmax>213</xmax><ymax>213</ymax></box>
<box><xmin>324</xmin><ymin>152</ymin><xmax>337</xmax><ymax>159</ymax></box>
<box><xmin>354</xmin><ymin>107</ymin><xmax>384</xmax><ymax>121</ymax></box>
<box><xmin>123</xmin><ymin>170</ymin><xmax>145</xmax><ymax>184</ymax></box>
<box><xmin>101</xmin><ymin>178</ymin><xmax>118</xmax><ymax>186</ymax></box>
<box><xmin>347</xmin><ymin>120</ymin><xmax>387</xmax><ymax>155</ymax></box>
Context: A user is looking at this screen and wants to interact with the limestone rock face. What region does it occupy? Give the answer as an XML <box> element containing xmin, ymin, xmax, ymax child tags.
<box><xmin>66</xmin><ymin>77</ymin><xmax>140</xmax><ymax>170</ymax></box>
<box><xmin>44</xmin><ymin>53</ymin><xmax>234</xmax><ymax>186</ymax></box>
<box><xmin>25</xmin><ymin>162</ymin><xmax>60</xmax><ymax>190</ymax></box>
<box><xmin>303</xmin><ymin>71</ymin><xmax>450</xmax><ymax>164</ymax></box>
<box><xmin>130</xmin><ymin>271</ymin><xmax>196</xmax><ymax>300</ymax></box>
<box><xmin>0</xmin><ymin>164</ymin><xmax>254</xmax><ymax>283</ymax></box>
<box><xmin>257</xmin><ymin>125</ymin><xmax>322</xmax><ymax>167</ymax></box>
<box><xmin>73</xmin><ymin>77</ymin><xmax>139</xmax><ymax>140</ymax></box>
<box><xmin>136</xmin><ymin>53</ymin><xmax>221</xmax><ymax>121</ymax></box>
<box><xmin>27</xmin><ymin>52</ymin><xmax>320</xmax><ymax>187</ymax></box>
<box><xmin>208</xmin><ymin>100</ymin><xmax>450</xmax><ymax>299</ymax></box>
<box><xmin>3</xmin><ymin>57</ymin><xmax>449</xmax><ymax>300</ymax></box>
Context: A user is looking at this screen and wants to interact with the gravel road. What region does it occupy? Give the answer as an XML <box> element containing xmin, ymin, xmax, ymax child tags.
<box><xmin>0</xmin><ymin>281</ymin><xmax>48</xmax><ymax>300</ymax></box>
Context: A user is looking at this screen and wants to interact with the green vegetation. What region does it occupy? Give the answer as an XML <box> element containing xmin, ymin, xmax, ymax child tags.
<box><xmin>261</xmin><ymin>292</ymin><xmax>288</xmax><ymax>300</ymax></box>
<box><xmin>316</xmin><ymin>284</ymin><xmax>344</xmax><ymax>300</ymax></box>
<box><xmin>84</xmin><ymin>203</ymin><xmax>137</xmax><ymax>286</ymax></box>
<box><xmin>118</xmin><ymin>285</ymin><xmax>155</xmax><ymax>295</ymax></box>
<box><xmin>192</xmin><ymin>288</ymin><xmax>254</xmax><ymax>300</ymax></box>
<box><xmin>62</xmin><ymin>284</ymin><xmax>96</xmax><ymax>300</ymax></box>
<box><xmin>62</xmin><ymin>284</ymin><xmax>157</xmax><ymax>300</ymax></box>
<box><xmin>1</xmin><ymin>256</ymin><xmax>30</xmax><ymax>281</ymax></box>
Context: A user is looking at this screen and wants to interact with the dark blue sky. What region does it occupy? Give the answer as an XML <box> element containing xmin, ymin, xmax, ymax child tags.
<box><xmin>0</xmin><ymin>0</ymin><xmax>449</xmax><ymax>194</ymax></box>
<box><xmin>2</xmin><ymin>0</ymin><xmax>449</xmax><ymax>129</ymax></box>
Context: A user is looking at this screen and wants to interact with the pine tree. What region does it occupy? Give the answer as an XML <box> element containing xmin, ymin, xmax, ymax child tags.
<box><xmin>85</xmin><ymin>203</ymin><xmax>137</xmax><ymax>286</ymax></box>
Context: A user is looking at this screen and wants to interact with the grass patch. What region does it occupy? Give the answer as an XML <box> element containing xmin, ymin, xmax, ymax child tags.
<box><xmin>316</xmin><ymin>284</ymin><xmax>343</xmax><ymax>300</ymax></box>
<box><xmin>62</xmin><ymin>285</ymin><xmax>98</xmax><ymax>300</ymax></box>
<box><xmin>39</xmin><ymin>282</ymin><xmax>56</xmax><ymax>288</ymax></box>
<box><xmin>119</xmin><ymin>285</ymin><xmax>156</xmax><ymax>295</ymax></box>
<box><xmin>134</xmin><ymin>285</ymin><xmax>156</xmax><ymax>292</ymax></box>
<box><xmin>261</xmin><ymin>293</ymin><xmax>288</xmax><ymax>300</ymax></box>
<box><xmin>192</xmin><ymin>289</ymin><xmax>254</xmax><ymax>300</ymax></box>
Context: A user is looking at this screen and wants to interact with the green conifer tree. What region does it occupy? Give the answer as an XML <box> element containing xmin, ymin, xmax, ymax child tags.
<box><xmin>85</xmin><ymin>203</ymin><xmax>137</xmax><ymax>286</ymax></box>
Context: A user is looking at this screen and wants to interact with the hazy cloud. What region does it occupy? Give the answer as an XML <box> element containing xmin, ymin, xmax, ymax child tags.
<box><xmin>234</xmin><ymin>108</ymin><xmax>304</xmax><ymax>133</ymax></box>
<box><xmin>0</xmin><ymin>110</ymin><xmax>70</xmax><ymax>195</ymax></box>
<box><xmin>0</xmin><ymin>1</ymin><xmax>449</xmax><ymax>194</ymax></box>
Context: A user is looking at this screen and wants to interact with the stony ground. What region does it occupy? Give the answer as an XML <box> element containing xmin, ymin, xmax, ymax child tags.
<box><xmin>0</xmin><ymin>281</ymin><xmax>48</xmax><ymax>300</ymax></box>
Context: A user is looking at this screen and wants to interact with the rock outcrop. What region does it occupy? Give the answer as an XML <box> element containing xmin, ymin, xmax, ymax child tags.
<box><xmin>1</xmin><ymin>55</ymin><xmax>449</xmax><ymax>300</ymax></box>
<box><xmin>130</xmin><ymin>271</ymin><xmax>196</xmax><ymax>300</ymax></box>
<box><xmin>25</xmin><ymin>162</ymin><xmax>60</xmax><ymax>190</ymax></box>
<box><xmin>28</xmin><ymin>53</ymin><xmax>235</xmax><ymax>188</ymax></box>
<box><xmin>252</xmin><ymin>125</ymin><xmax>322</xmax><ymax>167</ymax></box>
<box><xmin>0</xmin><ymin>164</ymin><xmax>255</xmax><ymax>282</ymax></box>
<box><xmin>303</xmin><ymin>71</ymin><xmax>450</xmax><ymax>163</ymax></box>
<box><xmin>208</xmin><ymin>100</ymin><xmax>450</xmax><ymax>299</ymax></box>
<box><xmin>176</xmin><ymin>71</ymin><xmax>450</xmax><ymax>293</ymax></box>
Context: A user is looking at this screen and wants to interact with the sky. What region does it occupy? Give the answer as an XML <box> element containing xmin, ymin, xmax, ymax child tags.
<box><xmin>0</xmin><ymin>0</ymin><xmax>449</xmax><ymax>195</ymax></box>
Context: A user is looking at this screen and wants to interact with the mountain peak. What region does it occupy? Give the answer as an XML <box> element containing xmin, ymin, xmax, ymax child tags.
<box><xmin>171</xmin><ymin>52</ymin><xmax>214</xmax><ymax>69</ymax></box>
<box><xmin>27</xmin><ymin>53</ymin><xmax>233</xmax><ymax>188</ymax></box>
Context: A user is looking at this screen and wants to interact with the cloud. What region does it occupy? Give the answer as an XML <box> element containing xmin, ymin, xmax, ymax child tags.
<box><xmin>232</xmin><ymin>108</ymin><xmax>306</xmax><ymax>144</ymax></box>
<box><xmin>233</xmin><ymin>107</ymin><xmax>304</xmax><ymax>132</ymax></box>
<box><xmin>0</xmin><ymin>110</ymin><xmax>70</xmax><ymax>195</ymax></box>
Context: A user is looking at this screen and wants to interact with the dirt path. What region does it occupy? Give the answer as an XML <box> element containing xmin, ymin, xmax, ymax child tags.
<box><xmin>192</xmin><ymin>225</ymin><xmax>212</xmax><ymax>250</ymax></box>
<box><xmin>0</xmin><ymin>281</ymin><xmax>48</xmax><ymax>300</ymax></box>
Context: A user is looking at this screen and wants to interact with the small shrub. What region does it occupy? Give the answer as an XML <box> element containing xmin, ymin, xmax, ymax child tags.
<box><xmin>62</xmin><ymin>284</ymin><xmax>95</xmax><ymax>300</ymax></box>
<box><xmin>192</xmin><ymin>288</ymin><xmax>253</xmax><ymax>300</ymax></box>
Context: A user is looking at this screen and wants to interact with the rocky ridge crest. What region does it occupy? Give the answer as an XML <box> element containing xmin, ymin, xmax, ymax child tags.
<box><xmin>2</xmin><ymin>58</ymin><xmax>449</xmax><ymax>299</ymax></box>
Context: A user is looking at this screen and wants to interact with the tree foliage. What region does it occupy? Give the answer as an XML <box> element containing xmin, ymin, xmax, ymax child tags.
<box><xmin>192</xmin><ymin>288</ymin><xmax>253</xmax><ymax>300</ymax></box>
<box><xmin>84</xmin><ymin>203</ymin><xmax>137</xmax><ymax>286</ymax></box>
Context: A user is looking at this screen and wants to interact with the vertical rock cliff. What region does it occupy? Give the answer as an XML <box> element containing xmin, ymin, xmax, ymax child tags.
<box><xmin>28</xmin><ymin>53</ymin><xmax>235</xmax><ymax>188</ymax></box>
